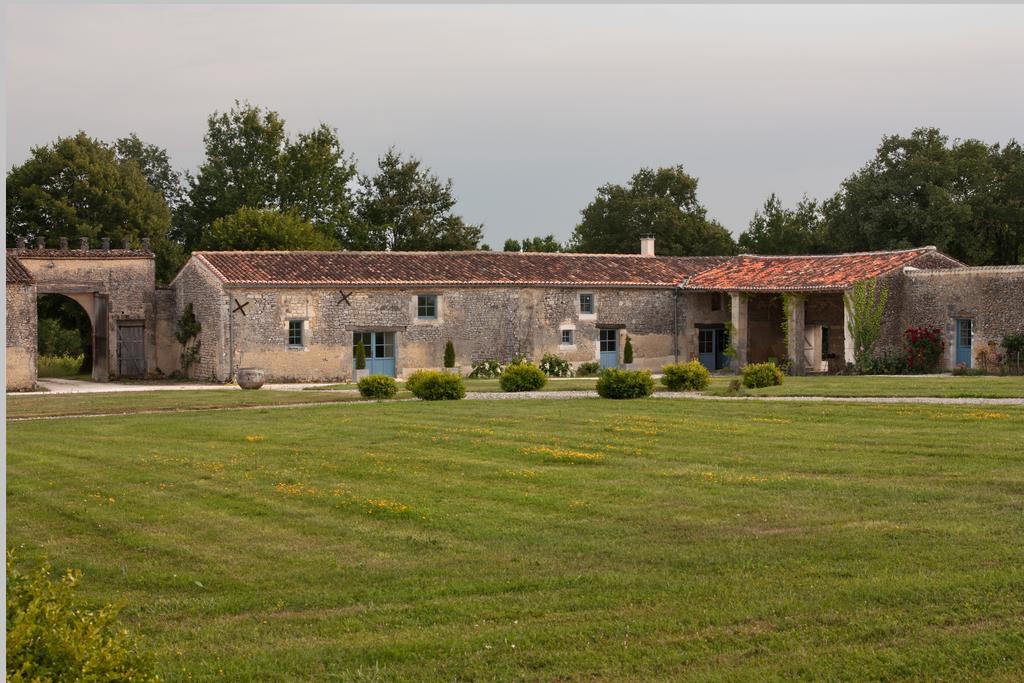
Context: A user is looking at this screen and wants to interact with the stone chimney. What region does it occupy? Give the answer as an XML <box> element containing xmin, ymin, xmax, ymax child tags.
<box><xmin>59</xmin><ymin>237</ymin><xmax>69</xmax><ymax>250</ymax></box>
<box><xmin>80</xmin><ymin>237</ymin><xmax>90</xmax><ymax>251</ymax></box>
<box><xmin>35</xmin><ymin>237</ymin><xmax>45</xmax><ymax>250</ymax></box>
<box><xmin>101</xmin><ymin>237</ymin><xmax>111</xmax><ymax>252</ymax></box>
<box><xmin>640</xmin><ymin>235</ymin><xmax>655</xmax><ymax>257</ymax></box>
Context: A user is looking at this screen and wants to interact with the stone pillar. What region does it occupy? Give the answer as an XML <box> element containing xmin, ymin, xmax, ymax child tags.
<box><xmin>786</xmin><ymin>296</ymin><xmax>806</xmax><ymax>375</ymax></box>
<box><xmin>80</xmin><ymin>237</ymin><xmax>90</xmax><ymax>250</ymax></box>
<box><xmin>730</xmin><ymin>293</ymin><xmax>748</xmax><ymax>369</ymax></box>
<box><xmin>92</xmin><ymin>294</ymin><xmax>110</xmax><ymax>382</ymax></box>
<box><xmin>842</xmin><ymin>289</ymin><xmax>855</xmax><ymax>367</ymax></box>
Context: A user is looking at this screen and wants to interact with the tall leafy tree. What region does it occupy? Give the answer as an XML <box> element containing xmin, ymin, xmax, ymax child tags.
<box><xmin>503</xmin><ymin>235</ymin><xmax>562</xmax><ymax>252</ymax></box>
<box><xmin>180</xmin><ymin>101</ymin><xmax>356</xmax><ymax>250</ymax></box>
<box><xmin>353</xmin><ymin>149</ymin><xmax>483</xmax><ymax>251</ymax></box>
<box><xmin>200</xmin><ymin>207</ymin><xmax>338</xmax><ymax>251</ymax></box>
<box><xmin>738</xmin><ymin>194</ymin><xmax>827</xmax><ymax>254</ymax></box>
<box><xmin>823</xmin><ymin>127</ymin><xmax>1024</xmax><ymax>265</ymax></box>
<box><xmin>569</xmin><ymin>166</ymin><xmax>736</xmax><ymax>255</ymax></box>
<box><xmin>114</xmin><ymin>133</ymin><xmax>186</xmax><ymax>211</ymax></box>
<box><xmin>6</xmin><ymin>132</ymin><xmax>182</xmax><ymax>281</ymax></box>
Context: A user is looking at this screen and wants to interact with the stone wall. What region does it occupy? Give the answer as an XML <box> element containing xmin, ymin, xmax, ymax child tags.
<box><xmin>896</xmin><ymin>266</ymin><xmax>1024</xmax><ymax>369</ymax></box>
<box><xmin>15</xmin><ymin>252</ymin><xmax>157</xmax><ymax>379</ymax></box>
<box><xmin>209</xmin><ymin>284</ymin><xmax>681</xmax><ymax>382</ymax></box>
<box><xmin>6</xmin><ymin>282</ymin><xmax>37</xmax><ymax>390</ymax></box>
<box><xmin>170</xmin><ymin>259</ymin><xmax>231</xmax><ymax>381</ymax></box>
<box><xmin>153</xmin><ymin>288</ymin><xmax>180</xmax><ymax>377</ymax></box>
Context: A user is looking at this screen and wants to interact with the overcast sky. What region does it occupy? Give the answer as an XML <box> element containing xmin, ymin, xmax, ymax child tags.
<box><xmin>6</xmin><ymin>4</ymin><xmax>1023</xmax><ymax>247</ymax></box>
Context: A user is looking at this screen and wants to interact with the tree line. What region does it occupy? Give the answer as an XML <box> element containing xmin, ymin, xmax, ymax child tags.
<box><xmin>7</xmin><ymin>103</ymin><xmax>1023</xmax><ymax>285</ymax></box>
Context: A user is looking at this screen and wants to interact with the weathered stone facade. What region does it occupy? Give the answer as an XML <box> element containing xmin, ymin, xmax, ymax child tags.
<box><xmin>6</xmin><ymin>281</ymin><xmax>37</xmax><ymax>391</ymax></box>
<box><xmin>889</xmin><ymin>266</ymin><xmax>1024</xmax><ymax>369</ymax></box>
<box><xmin>172</xmin><ymin>258</ymin><xmax>688</xmax><ymax>382</ymax></box>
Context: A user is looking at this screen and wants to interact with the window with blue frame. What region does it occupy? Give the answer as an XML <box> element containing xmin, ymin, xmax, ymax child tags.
<box><xmin>561</xmin><ymin>329</ymin><xmax>574</xmax><ymax>345</ymax></box>
<box><xmin>579</xmin><ymin>293</ymin><xmax>594</xmax><ymax>315</ymax></box>
<box><xmin>287</xmin><ymin>320</ymin><xmax>304</xmax><ymax>347</ymax></box>
<box><xmin>417</xmin><ymin>295</ymin><xmax>437</xmax><ymax>319</ymax></box>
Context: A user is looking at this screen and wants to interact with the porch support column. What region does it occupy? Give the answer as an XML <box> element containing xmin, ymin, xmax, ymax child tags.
<box><xmin>730</xmin><ymin>292</ymin><xmax>748</xmax><ymax>370</ymax></box>
<box><xmin>786</xmin><ymin>295</ymin><xmax>806</xmax><ymax>375</ymax></box>
<box><xmin>842</xmin><ymin>289</ymin><xmax>855</xmax><ymax>367</ymax></box>
<box><xmin>92</xmin><ymin>293</ymin><xmax>110</xmax><ymax>382</ymax></box>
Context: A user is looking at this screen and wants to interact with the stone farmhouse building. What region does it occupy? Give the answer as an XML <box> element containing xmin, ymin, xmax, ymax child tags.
<box><xmin>6</xmin><ymin>237</ymin><xmax>1023</xmax><ymax>390</ymax></box>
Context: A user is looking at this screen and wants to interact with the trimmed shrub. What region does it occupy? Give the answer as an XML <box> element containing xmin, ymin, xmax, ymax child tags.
<box><xmin>742</xmin><ymin>362</ymin><xmax>784</xmax><ymax>388</ymax></box>
<box><xmin>661</xmin><ymin>361</ymin><xmax>711</xmax><ymax>391</ymax></box>
<box><xmin>468</xmin><ymin>359</ymin><xmax>503</xmax><ymax>379</ymax></box>
<box><xmin>6</xmin><ymin>552</ymin><xmax>158</xmax><ymax>682</ymax></box>
<box><xmin>575</xmin><ymin>361</ymin><xmax>601</xmax><ymax>377</ymax></box>
<box><xmin>354</xmin><ymin>340</ymin><xmax>367</xmax><ymax>370</ymax></box>
<box><xmin>539</xmin><ymin>353</ymin><xmax>571</xmax><ymax>378</ymax></box>
<box><xmin>623</xmin><ymin>335</ymin><xmax>634</xmax><ymax>364</ymax></box>
<box><xmin>406</xmin><ymin>370</ymin><xmax>465</xmax><ymax>400</ymax></box>
<box><xmin>444</xmin><ymin>340</ymin><xmax>456</xmax><ymax>368</ymax></box>
<box><xmin>357</xmin><ymin>374</ymin><xmax>398</xmax><ymax>399</ymax></box>
<box><xmin>596</xmin><ymin>369</ymin><xmax>655</xmax><ymax>399</ymax></box>
<box><xmin>499</xmin><ymin>363</ymin><xmax>547</xmax><ymax>392</ymax></box>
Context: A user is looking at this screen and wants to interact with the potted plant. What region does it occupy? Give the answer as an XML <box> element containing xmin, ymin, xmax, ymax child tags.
<box><xmin>622</xmin><ymin>335</ymin><xmax>635</xmax><ymax>370</ymax></box>
<box><xmin>354</xmin><ymin>339</ymin><xmax>368</xmax><ymax>380</ymax></box>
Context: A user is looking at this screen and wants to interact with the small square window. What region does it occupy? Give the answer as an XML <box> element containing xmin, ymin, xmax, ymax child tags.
<box><xmin>579</xmin><ymin>293</ymin><xmax>594</xmax><ymax>315</ymax></box>
<box><xmin>561</xmin><ymin>329</ymin><xmax>574</xmax><ymax>345</ymax></box>
<box><xmin>417</xmin><ymin>295</ymin><xmax>437</xmax><ymax>319</ymax></box>
<box><xmin>287</xmin><ymin>320</ymin><xmax>304</xmax><ymax>347</ymax></box>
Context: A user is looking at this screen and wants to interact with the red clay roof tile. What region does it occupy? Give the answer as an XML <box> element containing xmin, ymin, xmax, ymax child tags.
<box><xmin>192</xmin><ymin>251</ymin><xmax>729</xmax><ymax>288</ymax></box>
<box><xmin>6</xmin><ymin>254</ymin><xmax>33</xmax><ymax>284</ymax></box>
<box><xmin>682</xmin><ymin>247</ymin><xmax>961</xmax><ymax>292</ymax></box>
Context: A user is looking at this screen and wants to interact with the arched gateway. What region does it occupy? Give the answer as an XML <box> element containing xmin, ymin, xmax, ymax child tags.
<box><xmin>6</xmin><ymin>240</ymin><xmax>162</xmax><ymax>386</ymax></box>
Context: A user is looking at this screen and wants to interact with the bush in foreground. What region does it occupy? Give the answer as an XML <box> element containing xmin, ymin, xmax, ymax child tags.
<box><xmin>661</xmin><ymin>361</ymin><xmax>711</xmax><ymax>391</ymax></box>
<box><xmin>742</xmin><ymin>362</ymin><xmax>785</xmax><ymax>388</ymax></box>
<box><xmin>499</xmin><ymin>363</ymin><xmax>547</xmax><ymax>392</ymax></box>
<box><xmin>406</xmin><ymin>370</ymin><xmax>465</xmax><ymax>400</ymax></box>
<box><xmin>6</xmin><ymin>551</ymin><xmax>158</xmax><ymax>682</ymax></box>
<box><xmin>357</xmin><ymin>374</ymin><xmax>398</xmax><ymax>399</ymax></box>
<box><xmin>575</xmin><ymin>361</ymin><xmax>601</xmax><ymax>377</ymax></box>
<box><xmin>596</xmin><ymin>368</ymin><xmax>654</xmax><ymax>399</ymax></box>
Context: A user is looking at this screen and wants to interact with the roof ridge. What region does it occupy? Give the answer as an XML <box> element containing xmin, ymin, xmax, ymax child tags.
<box><xmin>189</xmin><ymin>249</ymin><xmax>723</xmax><ymax>259</ymax></box>
<box><xmin>734</xmin><ymin>246</ymin><xmax>934</xmax><ymax>259</ymax></box>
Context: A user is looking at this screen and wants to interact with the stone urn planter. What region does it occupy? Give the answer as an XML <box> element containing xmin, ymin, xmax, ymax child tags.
<box><xmin>354</xmin><ymin>368</ymin><xmax>369</xmax><ymax>382</ymax></box>
<box><xmin>237</xmin><ymin>367</ymin><xmax>266</xmax><ymax>390</ymax></box>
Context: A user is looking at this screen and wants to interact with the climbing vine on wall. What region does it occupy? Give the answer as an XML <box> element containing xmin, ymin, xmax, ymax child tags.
<box><xmin>174</xmin><ymin>303</ymin><xmax>202</xmax><ymax>375</ymax></box>
<box><xmin>845</xmin><ymin>279</ymin><xmax>889</xmax><ymax>370</ymax></box>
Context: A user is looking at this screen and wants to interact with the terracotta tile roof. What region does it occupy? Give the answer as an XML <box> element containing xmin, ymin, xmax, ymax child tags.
<box><xmin>192</xmin><ymin>251</ymin><xmax>729</xmax><ymax>288</ymax></box>
<box><xmin>683</xmin><ymin>247</ymin><xmax>961</xmax><ymax>292</ymax></box>
<box><xmin>6</xmin><ymin>254</ymin><xmax>33</xmax><ymax>283</ymax></box>
<box><xmin>12</xmin><ymin>248</ymin><xmax>153</xmax><ymax>260</ymax></box>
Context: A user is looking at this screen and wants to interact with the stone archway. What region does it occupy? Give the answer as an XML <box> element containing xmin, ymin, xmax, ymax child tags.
<box><xmin>36</xmin><ymin>288</ymin><xmax>109</xmax><ymax>381</ymax></box>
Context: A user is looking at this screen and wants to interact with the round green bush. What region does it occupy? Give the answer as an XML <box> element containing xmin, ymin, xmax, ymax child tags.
<box><xmin>499</xmin><ymin>363</ymin><xmax>547</xmax><ymax>392</ymax></box>
<box><xmin>357</xmin><ymin>374</ymin><xmax>398</xmax><ymax>399</ymax></box>
<box><xmin>661</xmin><ymin>361</ymin><xmax>711</xmax><ymax>391</ymax></box>
<box><xmin>575</xmin><ymin>361</ymin><xmax>601</xmax><ymax>377</ymax></box>
<box><xmin>741</xmin><ymin>362</ymin><xmax>785</xmax><ymax>388</ymax></box>
<box><xmin>596</xmin><ymin>368</ymin><xmax>655</xmax><ymax>399</ymax></box>
<box><xmin>406</xmin><ymin>370</ymin><xmax>466</xmax><ymax>400</ymax></box>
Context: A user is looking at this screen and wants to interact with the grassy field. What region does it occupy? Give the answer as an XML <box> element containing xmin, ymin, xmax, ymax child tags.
<box><xmin>310</xmin><ymin>374</ymin><xmax>1024</xmax><ymax>398</ymax></box>
<box><xmin>7</xmin><ymin>398</ymin><xmax>1024</xmax><ymax>680</ymax></box>
<box><xmin>5</xmin><ymin>389</ymin><xmax>366</xmax><ymax>419</ymax></box>
<box><xmin>707</xmin><ymin>374</ymin><xmax>1024</xmax><ymax>398</ymax></box>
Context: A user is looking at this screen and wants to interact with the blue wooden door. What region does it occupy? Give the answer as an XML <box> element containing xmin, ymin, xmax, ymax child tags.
<box><xmin>599</xmin><ymin>329</ymin><xmax>618</xmax><ymax>368</ymax></box>
<box><xmin>698</xmin><ymin>329</ymin><xmax>715</xmax><ymax>370</ymax></box>
<box><xmin>355</xmin><ymin>331</ymin><xmax>396</xmax><ymax>377</ymax></box>
<box><xmin>956</xmin><ymin>319</ymin><xmax>972</xmax><ymax>367</ymax></box>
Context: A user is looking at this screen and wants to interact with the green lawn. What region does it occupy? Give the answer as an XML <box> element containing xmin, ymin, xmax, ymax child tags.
<box><xmin>5</xmin><ymin>389</ymin><xmax>366</xmax><ymax>419</ymax></box>
<box><xmin>707</xmin><ymin>374</ymin><xmax>1024</xmax><ymax>398</ymax></box>
<box><xmin>7</xmin><ymin>399</ymin><xmax>1024</xmax><ymax>680</ymax></box>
